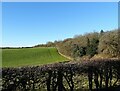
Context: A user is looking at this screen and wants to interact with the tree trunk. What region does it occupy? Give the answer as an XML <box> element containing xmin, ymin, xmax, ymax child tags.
<box><xmin>57</xmin><ymin>70</ymin><xmax>63</xmax><ymax>91</ymax></box>
<box><xmin>88</xmin><ymin>67</ymin><xmax>93</xmax><ymax>91</ymax></box>
<box><xmin>47</xmin><ymin>71</ymin><xmax>52</xmax><ymax>91</ymax></box>
<box><xmin>94</xmin><ymin>71</ymin><xmax>99</xmax><ymax>89</ymax></box>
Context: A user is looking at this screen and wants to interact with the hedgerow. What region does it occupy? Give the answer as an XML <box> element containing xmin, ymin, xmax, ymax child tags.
<box><xmin>2</xmin><ymin>59</ymin><xmax>120</xmax><ymax>91</ymax></box>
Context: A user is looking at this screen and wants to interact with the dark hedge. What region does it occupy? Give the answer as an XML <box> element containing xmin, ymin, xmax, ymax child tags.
<box><xmin>1</xmin><ymin>59</ymin><xmax>120</xmax><ymax>91</ymax></box>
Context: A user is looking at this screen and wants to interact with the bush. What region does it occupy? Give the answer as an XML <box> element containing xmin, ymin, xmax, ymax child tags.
<box><xmin>2</xmin><ymin>59</ymin><xmax>120</xmax><ymax>90</ymax></box>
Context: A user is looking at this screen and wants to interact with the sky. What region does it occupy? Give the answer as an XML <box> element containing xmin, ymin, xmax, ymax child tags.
<box><xmin>2</xmin><ymin>0</ymin><xmax>120</xmax><ymax>2</ymax></box>
<box><xmin>2</xmin><ymin>2</ymin><xmax>118</xmax><ymax>47</ymax></box>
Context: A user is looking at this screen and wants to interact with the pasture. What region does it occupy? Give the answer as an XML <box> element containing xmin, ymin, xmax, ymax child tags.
<box><xmin>2</xmin><ymin>47</ymin><xmax>68</xmax><ymax>67</ymax></box>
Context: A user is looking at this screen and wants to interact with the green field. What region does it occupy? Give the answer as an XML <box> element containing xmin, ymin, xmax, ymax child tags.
<box><xmin>2</xmin><ymin>47</ymin><xmax>68</xmax><ymax>67</ymax></box>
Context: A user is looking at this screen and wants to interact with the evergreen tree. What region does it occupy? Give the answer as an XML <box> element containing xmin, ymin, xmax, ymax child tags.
<box><xmin>100</xmin><ymin>30</ymin><xmax>104</xmax><ymax>36</ymax></box>
<box><xmin>86</xmin><ymin>38</ymin><xmax>99</xmax><ymax>57</ymax></box>
<box><xmin>79</xmin><ymin>46</ymin><xmax>86</xmax><ymax>57</ymax></box>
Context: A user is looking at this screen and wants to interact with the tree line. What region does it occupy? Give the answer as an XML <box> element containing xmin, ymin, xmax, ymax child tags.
<box><xmin>35</xmin><ymin>29</ymin><xmax>120</xmax><ymax>59</ymax></box>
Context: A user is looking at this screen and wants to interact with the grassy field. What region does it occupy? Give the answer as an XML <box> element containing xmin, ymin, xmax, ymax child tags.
<box><xmin>2</xmin><ymin>47</ymin><xmax>68</xmax><ymax>67</ymax></box>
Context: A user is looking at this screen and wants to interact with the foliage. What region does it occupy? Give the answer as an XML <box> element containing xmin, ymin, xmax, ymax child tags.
<box><xmin>34</xmin><ymin>41</ymin><xmax>55</xmax><ymax>47</ymax></box>
<box><xmin>2</xmin><ymin>59</ymin><xmax>120</xmax><ymax>90</ymax></box>
<box><xmin>56</xmin><ymin>29</ymin><xmax>119</xmax><ymax>59</ymax></box>
<box><xmin>79</xmin><ymin>46</ymin><xmax>86</xmax><ymax>57</ymax></box>
<box><xmin>98</xmin><ymin>30</ymin><xmax>119</xmax><ymax>57</ymax></box>
<box><xmin>86</xmin><ymin>38</ymin><xmax>99</xmax><ymax>57</ymax></box>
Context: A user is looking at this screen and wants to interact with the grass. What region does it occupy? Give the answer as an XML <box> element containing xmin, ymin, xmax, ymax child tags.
<box><xmin>2</xmin><ymin>47</ymin><xmax>68</xmax><ymax>67</ymax></box>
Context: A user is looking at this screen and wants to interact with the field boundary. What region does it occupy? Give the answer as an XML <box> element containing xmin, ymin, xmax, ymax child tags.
<box><xmin>56</xmin><ymin>47</ymin><xmax>73</xmax><ymax>60</ymax></box>
<box><xmin>2</xmin><ymin>59</ymin><xmax>120</xmax><ymax>90</ymax></box>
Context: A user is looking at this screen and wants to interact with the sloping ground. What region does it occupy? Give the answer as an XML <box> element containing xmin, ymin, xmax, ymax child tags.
<box><xmin>2</xmin><ymin>47</ymin><xmax>68</xmax><ymax>67</ymax></box>
<box><xmin>56</xmin><ymin>47</ymin><xmax>73</xmax><ymax>60</ymax></box>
